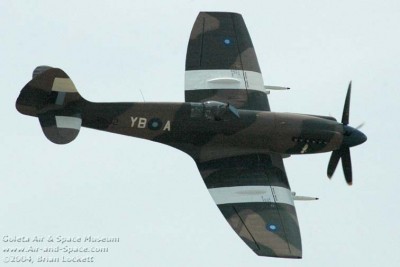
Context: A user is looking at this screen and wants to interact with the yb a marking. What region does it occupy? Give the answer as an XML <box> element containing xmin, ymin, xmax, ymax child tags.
<box><xmin>130</xmin><ymin>117</ymin><xmax>171</xmax><ymax>131</ymax></box>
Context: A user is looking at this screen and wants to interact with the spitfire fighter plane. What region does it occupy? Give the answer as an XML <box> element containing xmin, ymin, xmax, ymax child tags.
<box><xmin>16</xmin><ymin>12</ymin><xmax>366</xmax><ymax>258</ymax></box>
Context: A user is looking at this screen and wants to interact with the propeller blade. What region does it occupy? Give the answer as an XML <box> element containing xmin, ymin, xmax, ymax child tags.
<box><xmin>341</xmin><ymin>81</ymin><xmax>352</xmax><ymax>125</ymax></box>
<box><xmin>327</xmin><ymin>150</ymin><xmax>341</xmax><ymax>178</ymax></box>
<box><xmin>341</xmin><ymin>147</ymin><xmax>353</xmax><ymax>185</ymax></box>
<box><xmin>356</xmin><ymin>122</ymin><xmax>365</xmax><ymax>130</ymax></box>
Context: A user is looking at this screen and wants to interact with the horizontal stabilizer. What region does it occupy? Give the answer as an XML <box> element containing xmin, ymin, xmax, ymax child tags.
<box><xmin>16</xmin><ymin>66</ymin><xmax>84</xmax><ymax>144</ymax></box>
<box><xmin>39</xmin><ymin>112</ymin><xmax>81</xmax><ymax>144</ymax></box>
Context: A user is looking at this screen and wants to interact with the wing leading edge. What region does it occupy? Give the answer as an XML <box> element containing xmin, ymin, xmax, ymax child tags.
<box><xmin>196</xmin><ymin>154</ymin><xmax>302</xmax><ymax>258</ymax></box>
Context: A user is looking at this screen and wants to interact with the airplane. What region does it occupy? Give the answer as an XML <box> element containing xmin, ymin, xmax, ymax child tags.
<box><xmin>16</xmin><ymin>12</ymin><xmax>367</xmax><ymax>258</ymax></box>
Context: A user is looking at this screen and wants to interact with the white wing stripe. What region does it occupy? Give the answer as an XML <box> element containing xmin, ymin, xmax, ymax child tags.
<box><xmin>208</xmin><ymin>186</ymin><xmax>294</xmax><ymax>206</ymax></box>
<box><xmin>185</xmin><ymin>70</ymin><xmax>265</xmax><ymax>92</ymax></box>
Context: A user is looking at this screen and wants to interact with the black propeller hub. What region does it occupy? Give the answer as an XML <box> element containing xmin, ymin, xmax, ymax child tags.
<box><xmin>342</xmin><ymin>125</ymin><xmax>367</xmax><ymax>147</ymax></box>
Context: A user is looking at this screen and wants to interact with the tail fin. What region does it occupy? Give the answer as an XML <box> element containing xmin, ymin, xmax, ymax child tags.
<box><xmin>16</xmin><ymin>66</ymin><xmax>83</xmax><ymax>144</ymax></box>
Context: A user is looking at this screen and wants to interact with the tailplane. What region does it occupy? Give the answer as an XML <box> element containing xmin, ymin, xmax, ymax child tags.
<box><xmin>16</xmin><ymin>66</ymin><xmax>84</xmax><ymax>144</ymax></box>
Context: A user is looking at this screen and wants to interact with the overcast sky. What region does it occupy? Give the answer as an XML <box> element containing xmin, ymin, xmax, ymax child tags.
<box><xmin>1</xmin><ymin>1</ymin><xmax>399</xmax><ymax>266</ymax></box>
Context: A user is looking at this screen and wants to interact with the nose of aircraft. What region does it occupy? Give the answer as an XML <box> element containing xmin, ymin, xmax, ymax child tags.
<box><xmin>342</xmin><ymin>125</ymin><xmax>367</xmax><ymax>147</ymax></box>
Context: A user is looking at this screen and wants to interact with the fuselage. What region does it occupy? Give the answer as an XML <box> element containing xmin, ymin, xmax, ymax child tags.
<box><xmin>78</xmin><ymin>101</ymin><xmax>344</xmax><ymax>162</ymax></box>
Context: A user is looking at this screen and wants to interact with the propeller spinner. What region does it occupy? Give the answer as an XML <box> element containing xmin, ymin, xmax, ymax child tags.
<box><xmin>327</xmin><ymin>82</ymin><xmax>367</xmax><ymax>185</ymax></box>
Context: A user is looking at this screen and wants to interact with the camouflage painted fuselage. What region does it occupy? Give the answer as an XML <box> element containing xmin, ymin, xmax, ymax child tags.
<box><xmin>77</xmin><ymin>101</ymin><xmax>343</xmax><ymax>162</ymax></box>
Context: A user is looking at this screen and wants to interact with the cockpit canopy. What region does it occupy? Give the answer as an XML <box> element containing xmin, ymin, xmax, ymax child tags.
<box><xmin>190</xmin><ymin>101</ymin><xmax>240</xmax><ymax>121</ymax></box>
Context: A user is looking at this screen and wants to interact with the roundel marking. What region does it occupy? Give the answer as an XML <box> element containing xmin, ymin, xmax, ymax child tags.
<box><xmin>148</xmin><ymin>118</ymin><xmax>162</xmax><ymax>130</ymax></box>
<box><xmin>223</xmin><ymin>38</ymin><xmax>233</xmax><ymax>46</ymax></box>
<box><xmin>266</xmin><ymin>223</ymin><xmax>278</xmax><ymax>232</ymax></box>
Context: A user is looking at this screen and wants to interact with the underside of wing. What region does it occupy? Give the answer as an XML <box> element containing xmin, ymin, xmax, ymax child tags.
<box><xmin>197</xmin><ymin>153</ymin><xmax>302</xmax><ymax>258</ymax></box>
<box><xmin>185</xmin><ymin>12</ymin><xmax>270</xmax><ymax>111</ymax></box>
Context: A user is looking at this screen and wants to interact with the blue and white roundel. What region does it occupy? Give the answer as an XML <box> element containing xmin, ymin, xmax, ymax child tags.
<box><xmin>223</xmin><ymin>38</ymin><xmax>233</xmax><ymax>46</ymax></box>
<box><xmin>148</xmin><ymin>118</ymin><xmax>162</xmax><ymax>130</ymax></box>
<box><xmin>267</xmin><ymin>224</ymin><xmax>278</xmax><ymax>232</ymax></box>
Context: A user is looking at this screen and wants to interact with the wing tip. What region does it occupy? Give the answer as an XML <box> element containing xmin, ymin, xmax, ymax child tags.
<box><xmin>253</xmin><ymin>248</ymin><xmax>302</xmax><ymax>259</ymax></box>
<box><xmin>199</xmin><ymin>11</ymin><xmax>242</xmax><ymax>16</ymax></box>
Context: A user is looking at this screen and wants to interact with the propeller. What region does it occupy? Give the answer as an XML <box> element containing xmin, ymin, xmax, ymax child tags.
<box><xmin>355</xmin><ymin>122</ymin><xmax>365</xmax><ymax>130</ymax></box>
<box><xmin>327</xmin><ymin>82</ymin><xmax>367</xmax><ymax>185</ymax></box>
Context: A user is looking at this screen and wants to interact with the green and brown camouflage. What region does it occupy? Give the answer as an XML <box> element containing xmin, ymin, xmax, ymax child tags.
<box><xmin>16</xmin><ymin>12</ymin><xmax>366</xmax><ymax>259</ymax></box>
<box><xmin>16</xmin><ymin>70</ymin><xmax>347</xmax><ymax>159</ymax></box>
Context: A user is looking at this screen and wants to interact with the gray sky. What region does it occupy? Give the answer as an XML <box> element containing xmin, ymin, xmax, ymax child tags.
<box><xmin>1</xmin><ymin>0</ymin><xmax>399</xmax><ymax>266</ymax></box>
